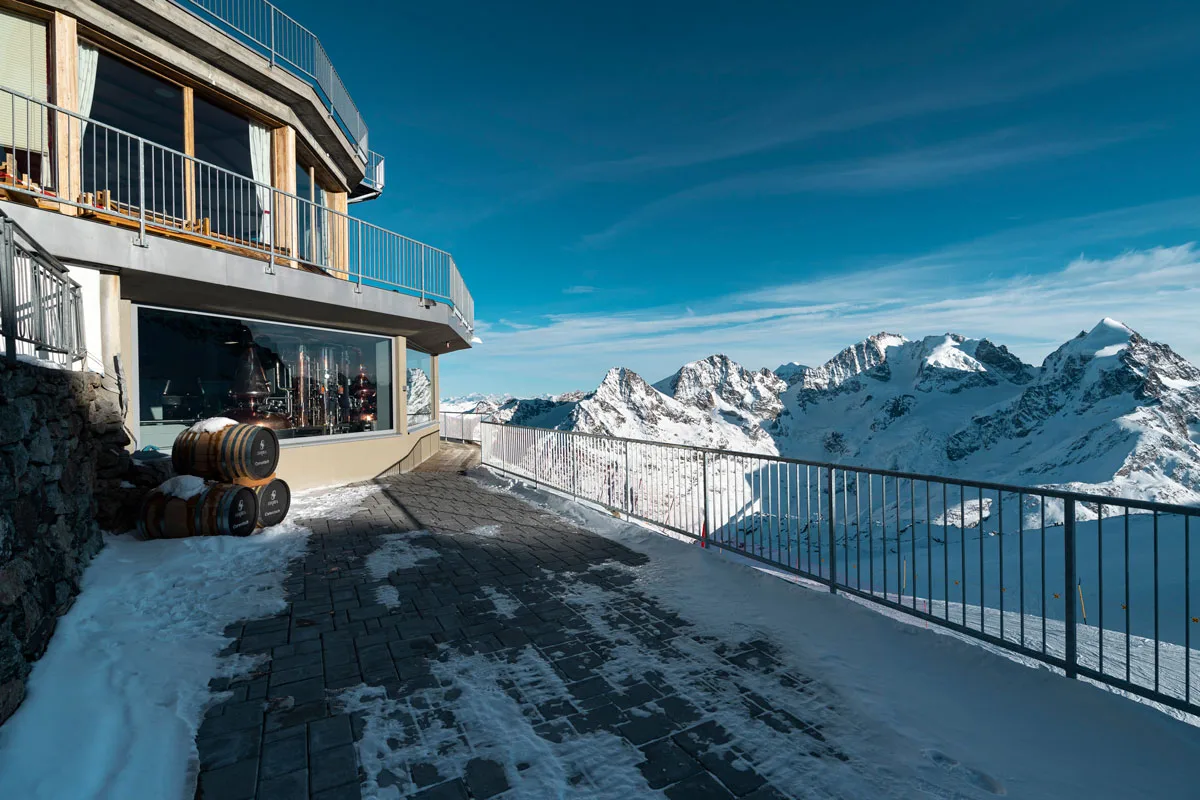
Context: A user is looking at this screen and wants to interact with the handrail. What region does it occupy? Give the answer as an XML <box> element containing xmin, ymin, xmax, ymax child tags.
<box><xmin>167</xmin><ymin>0</ymin><xmax>369</xmax><ymax>156</ymax></box>
<box><xmin>0</xmin><ymin>208</ymin><xmax>86</xmax><ymax>365</ymax></box>
<box><xmin>492</xmin><ymin>422</ymin><xmax>1200</xmax><ymax>517</ymax></box>
<box><xmin>481</xmin><ymin>421</ymin><xmax>1200</xmax><ymax>717</ymax></box>
<box><xmin>0</xmin><ymin>86</ymin><xmax>473</xmax><ymax>333</ymax></box>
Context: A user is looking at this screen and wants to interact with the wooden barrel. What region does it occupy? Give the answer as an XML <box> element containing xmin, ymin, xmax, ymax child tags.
<box><xmin>252</xmin><ymin>478</ymin><xmax>291</xmax><ymax>528</ymax></box>
<box><xmin>194</xmin><ymin>483</ymin><xmax>259</xmax><ymax>537</ymax></box>
<box><xmin>137</xmin><ymin>488</ymin><xmax>202</xmax><ymax>540</ymax></box>
<box><xmin>172</xmin><ymin>422</ymin><xmax>279</xmax><ymax>482</ymax></box>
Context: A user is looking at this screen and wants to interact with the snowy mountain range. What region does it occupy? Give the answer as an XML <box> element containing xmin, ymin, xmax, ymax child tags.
<box><xmin>446</xmin><ymin>319</ymin><xmax>1200</xmax><ymax>505</ymax></box>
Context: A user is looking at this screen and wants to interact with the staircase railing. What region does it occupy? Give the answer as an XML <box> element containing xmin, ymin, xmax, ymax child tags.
<box><xmin>0</xmin><ymin>208</ymin><xmax>86</xmax><ymax>366</ymax></box>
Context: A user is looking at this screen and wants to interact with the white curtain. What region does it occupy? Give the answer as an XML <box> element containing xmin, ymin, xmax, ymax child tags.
<box><xmin>315</xmin><ymin>186</ymin><xmax>328</xmax><ymax>265</ymax></box>
<box><xmin>77</xmin><ymin>42</ymin><xmax>98</xmax><ymax>134</ymax></box>
<box><xmin>248</xmin><ymin>120</ymin><xmax>272</xmax><ymax>245</ymax></box>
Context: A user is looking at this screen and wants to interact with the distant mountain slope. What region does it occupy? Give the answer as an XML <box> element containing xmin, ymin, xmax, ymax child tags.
<box><xmin>451</xmin><ymin>319</ymin><xmax>1200</xmax><ymax>504</ymax></box>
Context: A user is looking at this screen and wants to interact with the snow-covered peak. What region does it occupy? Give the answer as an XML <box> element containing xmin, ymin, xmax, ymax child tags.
<box><xmin>774</xmin><ymin>362</ymin><xmax>810</xmax><ymax>386</ymax></box>
<box><xmin>565</xmin><ymin>366</ymin><xmax>777</xmax><ymax>454</ymax></box>
<box><xmin>654</xmin><ymin>354</ymin><xmax>786</xmax><ymax>427</ymax></box>
<box><xmin>802</xmin><ymin>332</ymin><xmax>907</xmax><ymax>390</ymax></box>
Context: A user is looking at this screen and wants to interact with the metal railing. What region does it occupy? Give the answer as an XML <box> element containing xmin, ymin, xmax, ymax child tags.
<box><xmin>481</xmin><ymin>422</ymin><xmax>1200</xmax><ymax>716</ymax></box>
<box><xmin>362</xmin><ymin>149</ymin><xmax>386</xmax><ymax>194</ymax></box>
<box><xmin>0</xmin><ymin>208</ymin><xmax>86</xmax><ymax>366</ymax></box>
<box><xmin>440</xmin><ymin>411</ymin><xmax>489</xmax><ymax>443</ymax></box>
<box><xmin>168</xmin><ymin>0</ymin><xmax>369</xmax><ymax>156</ymax></box>
<box><xmin>0</xmin><ymin>87</ymin><xmax>472</xmax><ymax>333</ymax></box>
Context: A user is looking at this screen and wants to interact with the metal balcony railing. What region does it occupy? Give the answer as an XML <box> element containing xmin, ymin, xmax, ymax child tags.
<box><xmin>168</xmin><ymin>0</ymin><xmax>370</xmax><ymax>157</ymax></box>
<box><xmin>0</xmin><ymin>87</ymin><xmax>473</xmax><ymax>334</ymax></box>
<box><xmin>0</xmin><ymin>208</ymin><xmax>86</xmax><ymax>366</ymax></box>
<box><xmin>440</xmin><ymin>411</ymin><xmax>490</xmax><ymax>443</ymax></box>
<box><xmin>481</xmin><ymin>422</ymin><xmax>1200</xmax><ymax>717</ymax></box>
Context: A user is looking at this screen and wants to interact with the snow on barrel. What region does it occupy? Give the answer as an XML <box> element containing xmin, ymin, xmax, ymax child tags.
<box><xmin>171</xmin><ymin>417</ymin><xmax>279</xmax><ymax>482</ymax></box>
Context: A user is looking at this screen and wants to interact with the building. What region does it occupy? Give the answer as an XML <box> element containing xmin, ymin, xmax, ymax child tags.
<box><xmin>0</xmin><ymin>0</ymin><xmax>473</xmax><ymax>488</ymax></box>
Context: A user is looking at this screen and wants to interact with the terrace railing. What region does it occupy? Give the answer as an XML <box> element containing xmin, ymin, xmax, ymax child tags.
<box><xmin>0</xmin><ymin>208</ymin><xmax>86</xmax><ymax>366</ymax></box>
<box><xmin>0</xmin><ymin>87</ymin><xmax>472</xmax><ymax>334</ymax></box>
<box><xmin>168</xmin><ymin>0</ymin><xmax>369</xmax><ymax>156</ymax></box>
<box><xmin>439</xmin><ymin>411</ymin><xmax>490</xmax><ymax>443</ymax></box>
<box><xmin>481</xmin><ymin>422</ymin><xmax>1200</xmax><ymax>716</ymax></box>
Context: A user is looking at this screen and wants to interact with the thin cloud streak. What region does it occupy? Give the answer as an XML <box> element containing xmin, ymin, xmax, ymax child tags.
<box><xmin>465</xmin><ymin>239</ymin><xmax>1200</xmax><ymax>390</ymax></box>
<box><xmin>578</xmin><ymin>128</ymin><xmax>1143</xmax><ymax>249</ymax></box>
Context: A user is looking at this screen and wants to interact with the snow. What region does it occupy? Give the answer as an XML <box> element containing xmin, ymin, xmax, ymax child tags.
<box><xmin>366</xmin><ymin>531</ymin><xmax>438</xmax><ymax>607</ymax></box>
<box><xmin>187</xmin><ymin>416</ymin><xmax>238</xmax><ymax>434</ymax></box>
<box><xmin>157</xmin><ymin>474</ymin><xmax>207</xmax><ymax>500</ymax></box>
<box><xmin>15</xmin><ymin>353</ymin><xmax>67</xmax><ymax>370</ymax></box>
<box><xmin>0</xmin><ymin>482</ymin><xmax>378</xmax><ymax>800</ymax></box>
<box><xmin>473</xmin><ymin>468</ymin><xmax>1200</xmax><ymax>799</ymax></box>
<box><xmin>339</xmin><ymin>647</ymin><xmax>653</xmax><ymax>799</ymax></box>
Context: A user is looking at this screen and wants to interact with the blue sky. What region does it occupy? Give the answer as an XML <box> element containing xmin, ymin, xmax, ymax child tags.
<box><xmin>290</xmin><ymin>0</ymin><xmax>1200</xmax><ymax>398</ymax></box>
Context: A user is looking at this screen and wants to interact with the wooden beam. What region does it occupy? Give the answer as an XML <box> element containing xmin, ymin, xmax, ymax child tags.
<box><xmin>326</xmin><ymin>190</ymin><xmax>349</xmax><ymax>278</ymax></box>
<box><xmin>182</xmin><ymin>85</ymin><xmax>195</xmax><ymax>222</ymax></box>
<box><xmin>51</xmin><ymin>12</ymin><xmax>79</xmax><ymax>214</ymax></box>
<box><xmin>271</xmin><ymin>125</ymin><xmax>297</xmax><ymax>267</ymax></box>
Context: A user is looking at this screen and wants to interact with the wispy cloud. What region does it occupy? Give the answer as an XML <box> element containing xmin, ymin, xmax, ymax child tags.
<box><xmin>453</xmin><ymin>198</ymin><xmax>1200</xmax><ymax>393</ymax></box>
<box><xmin>563</xmin><ymin>285</ymin><xmax>596</xmax><ymax>294</ymax></box>
<box><xmin>579</xmin><ymin>128</ymin><xmax>1141</xmax><ymax>248</ymax></box>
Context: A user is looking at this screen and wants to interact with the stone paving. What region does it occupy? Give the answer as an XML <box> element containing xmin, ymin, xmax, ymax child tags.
<box><xmin>195</xmin><ymin>443</ymin><xmax>857</xmax><ymax>799</ymax></box>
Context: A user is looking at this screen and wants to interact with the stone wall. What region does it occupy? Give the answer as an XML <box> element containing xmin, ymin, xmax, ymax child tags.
<box><xmin>0</xmin><ymin>358</ymin><xmax>130</xmax><ymax>725</ymax></box>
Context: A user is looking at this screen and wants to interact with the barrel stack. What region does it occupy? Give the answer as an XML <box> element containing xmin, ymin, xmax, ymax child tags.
<box><xmin>139</xmin><ymin>418</ymin><xmax>292</xmax><ymax>539</ymax></box>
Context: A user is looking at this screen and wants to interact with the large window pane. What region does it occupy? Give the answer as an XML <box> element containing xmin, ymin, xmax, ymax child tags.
<box><xmin>0</xmin><ymin>11</ymin><xmax>50</xmax><ymax>190</ymax></box>
<box><xmin>193</xmin><ymin>96</ymin><xmax>260</xmax><ymax>243</ymax></box>
<box><xmin>137</xmin><ymin>306</ymin><xmax>393</xmax><ymax>449</ymax></box>
<box><xmin>406</xmin><ymin>347</ymin><xmax>433</xmax><ymax>430</ymax></box>
<box><xmin>82</xmin><ymin>50</ymin><xmax>184</xmax><ymax>220</ymax></box>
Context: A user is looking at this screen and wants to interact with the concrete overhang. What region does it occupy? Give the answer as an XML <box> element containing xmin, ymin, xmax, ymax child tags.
<box><xmin>2</xmin><ymin>202</ymin><xmax>472</xmax><ymax>354</ymax></box>
<box><xmin>43</xmin><ymin>0</ymin><xmax>367</xmax><ymax>188</ymax></box>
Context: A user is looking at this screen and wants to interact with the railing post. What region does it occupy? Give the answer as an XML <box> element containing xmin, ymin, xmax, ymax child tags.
<box><xmin>31</xmin><ymin>265</ymin><xmax>46</xmax><ymax>359</ymax></box>
<box><xmin>420</xmin><ymin>248</ymin><xmax>426</xmax><ymax>302</ymax></box>
<box><xmin>701</xmin><ymin>451</ymin><xmax>710</xmax><ymax>548</ymax></box>
<box><xmin>0</xmin><ymin>218</ymin><xmax>16</xmax><ymax>366</ymax></box>
<box><xmin>827</xmin><ymin>466</ymin><xmax>837</xmax><ymax>594</ymax></box>
<box><xmin>266</xmin><ymin>189</ymin><xmax>276</xmax><ymax>275</ymax></box>
<box><xmin>624</xmin><ymin>440</ymin><xmax>630</xmax><ymax>514</ymax></box>
<box><xmin>134</xmin><ymin>139</ymin><xmax>148</xmax><ymax>248</ymax></box>
<box><xmin>1064</xmin><ymin>498</ymin><xmax>1077</xmax><ymax>678</ymax></box>
<box><xmin>355</xmin><ymin>220</ymin><xmax>362</xmax><ymax>293</ymax></box>
<box><xmin>269</xmin><ymin>5</ymin><xmax>276</xmax><ymax>68</ymax></box>
<box><xmin>533</xmin><ymin>432</ymin><xmax>539</xmax><ymax>489</ymax></box>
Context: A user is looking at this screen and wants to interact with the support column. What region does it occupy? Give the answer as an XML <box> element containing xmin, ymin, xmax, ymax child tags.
<box><xmin>182</xmin><ymin>86</ymin><xmax>195</xmax><ymax>225</ymax></box>
<box><xmin>271</xmin><ymin>126</ymin><xmax>296</xmax><ymax>267</ymax></box>
<box><xmin>326</xmin><ymin>190</ymin><xmax>349</xmax><ymax>278</ymax></box>
<box><xmin>51</xmin><ymin>12</ymin><xmax>79</xmax><ymax>214</ymax></box>
<box><xmin>395</xmin><ymin>338</ymin><xmax>408</xmax><ymax>434</ymax></box>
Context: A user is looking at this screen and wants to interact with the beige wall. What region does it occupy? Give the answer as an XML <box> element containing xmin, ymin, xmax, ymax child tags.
<box><xmin>277</xmin><ymin>428</ymin><xmax>439</xmax><ymax>490</ymax></box>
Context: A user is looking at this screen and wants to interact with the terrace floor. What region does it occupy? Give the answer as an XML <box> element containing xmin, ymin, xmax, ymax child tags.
<box><xmin>193</xmin><ymin>442</ymin><xmax>1200</xmax><ymax>800</ymax></box>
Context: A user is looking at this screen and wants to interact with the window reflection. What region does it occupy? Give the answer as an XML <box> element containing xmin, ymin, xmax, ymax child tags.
<box><xmin>406</xmin><ymin>348</ymin><xmax>433</xmax><ymax>430</ymax></box>
<box><xmin>138</xmin><ymin>307</ymin><xmax>393</xmax><ymax>449</ymax></box>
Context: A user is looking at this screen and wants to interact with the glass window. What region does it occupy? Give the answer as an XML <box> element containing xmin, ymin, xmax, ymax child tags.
<box><xmin>137</xmin><ymin>306</ymin><xmax>393</xmax><ymax>449</ymax></box>
<box><xmin>82</xmin><ymin>49</ymin><xmax>185</xmax><ymax>220</ymax></box>
<box><xmin>193</xmin><ymin>96</ymin><xmax>260</xmax><ymax>242</ymax></box>
<box><xmin>406</xmin><ymin>347</ymin><xmax>433</xmax><ymax>430</ymax></box>
<box><xmin>0</xmin><ymin>11</ymin><xmax>50</xmax><ymax>189</ymax></box>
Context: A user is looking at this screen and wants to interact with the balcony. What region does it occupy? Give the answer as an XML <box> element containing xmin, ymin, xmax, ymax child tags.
<box><xmin>167</xmin><ymin>0</ymin><xmax>370</xmax><ymax>161</ymax></box>
<box><xmin>0</xmin><ymin>86</ymin><xmax>472</xmax><ymax>336</ymax></box>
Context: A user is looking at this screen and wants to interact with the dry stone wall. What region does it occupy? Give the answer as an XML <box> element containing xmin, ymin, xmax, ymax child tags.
<box><xmin>0</xmin><ymin>358</ymin><xmax>132</xmax><ymax>725</ymax></box>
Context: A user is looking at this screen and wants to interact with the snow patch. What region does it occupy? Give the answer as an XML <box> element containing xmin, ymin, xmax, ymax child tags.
<box><xmin>0</xmin><ymin>481</ymin><xmax>381</xmax><ymax>800</ymax></box>
<box><xmin>339</xmin><ymin>648</ymin><xmax>653</xmax><ymax>799</ymax></box>
<box><xmin>157</xmin><ymin>474</ymin><xmax>208</xmax><ymax>500</ymax></box>
<box><xmin>366</xmin><ymin>532</ymin><xmax>438</xmax><ymax>607</ymax></box>
<box><xmin>188</xmin><ymin>416</ymin><xmax>239</xmax><ymax>434</ymax></box>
